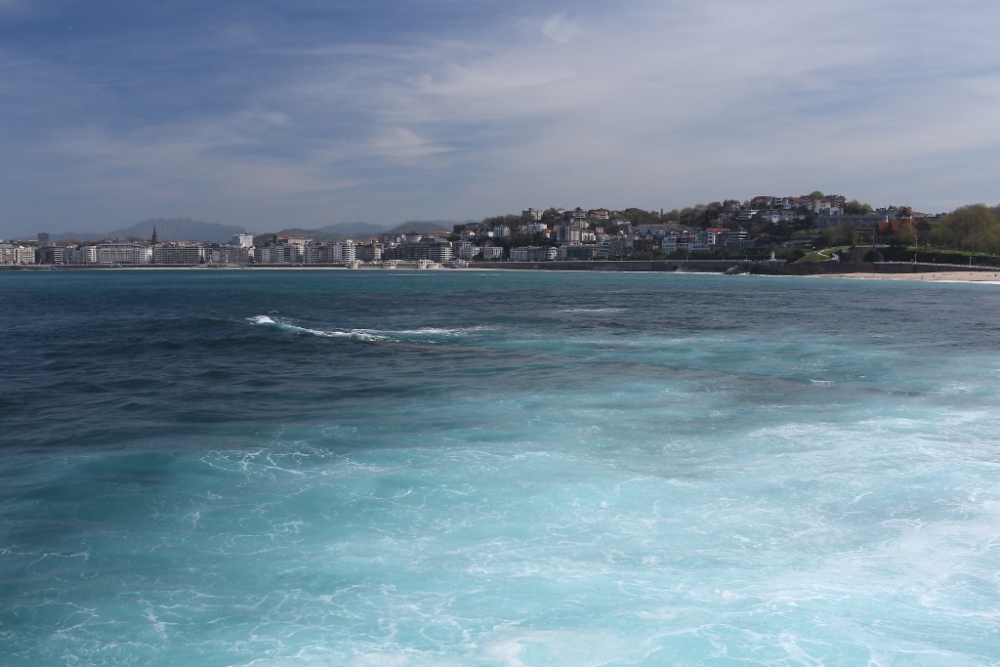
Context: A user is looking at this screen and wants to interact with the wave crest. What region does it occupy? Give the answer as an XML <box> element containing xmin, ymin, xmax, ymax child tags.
<box><xmin>249</xmin><ymin>317</ymin><xmax>489</xmax><ymax>343</ymax></box>
<box><xmin>249</xmin><ymin>316</ymin><xmax>386</xmax><ymax>342</ymax></box>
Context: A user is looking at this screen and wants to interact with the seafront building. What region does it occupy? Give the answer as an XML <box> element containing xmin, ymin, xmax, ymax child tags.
<box><xmin>0</xmin><ymin>243</ymin><xmax>36</xmax><ymax>265</ymax></box>
<box><xmin>3</xmin><ymin>193</ymin><xmax>942</xmax><ymax>269</ymax></box>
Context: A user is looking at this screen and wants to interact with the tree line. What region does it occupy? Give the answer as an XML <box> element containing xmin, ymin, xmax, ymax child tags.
<box><xmin>928</xmin><ymin>205</ymin><xmax>1000</xmax><ymax>254</ymax></box>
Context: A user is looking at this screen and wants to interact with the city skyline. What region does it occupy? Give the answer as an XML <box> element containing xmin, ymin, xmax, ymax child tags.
<box><xmin>2</xmin><ymin>0</ymin><xmax>999</xmax><ymax>238</ymax></box>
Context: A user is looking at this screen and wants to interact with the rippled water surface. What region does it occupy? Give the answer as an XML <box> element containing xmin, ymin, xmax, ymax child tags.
<box><xmin>2</xmin><ymin>269</ymin><xmax>1000</xmax><ymax>666</ymax></box>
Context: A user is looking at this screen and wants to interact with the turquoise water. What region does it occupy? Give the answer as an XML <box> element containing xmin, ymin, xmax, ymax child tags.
<box><xmin>2</xmin><ymin>270</ymin><xmax>999</xmax><ymax>666</ymax></box>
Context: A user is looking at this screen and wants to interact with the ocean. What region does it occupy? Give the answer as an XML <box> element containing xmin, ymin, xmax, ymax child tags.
<box><xmin>1</xmin><ymin>269</ymin><xmax>999</xmax><ymax>666</ymax></box>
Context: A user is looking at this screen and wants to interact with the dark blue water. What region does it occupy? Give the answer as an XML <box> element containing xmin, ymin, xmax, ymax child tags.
<box><xmin>2</xmin><ymin>270</ymin><xmax>1000</xmax><ymax>666</ymax></box>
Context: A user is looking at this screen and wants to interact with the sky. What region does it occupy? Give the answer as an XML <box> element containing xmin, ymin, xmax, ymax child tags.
<box><xmin>1</xmin><ymin>0</ymin><xmax>999</xmax><ymax>237</ymax></box>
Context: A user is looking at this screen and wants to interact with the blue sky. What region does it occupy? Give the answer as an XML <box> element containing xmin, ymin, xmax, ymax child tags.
<box><xmin>2</xmin><ymin>0</ymin><xmax>999</xmax><ymax>236</ymax></box>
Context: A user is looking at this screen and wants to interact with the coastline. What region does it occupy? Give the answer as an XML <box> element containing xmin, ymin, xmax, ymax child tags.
<box><xmin>815</xmin><ymin>270</ymin><xmax>1000</xmax><ymax>282</ymax></box>
<box><xmin>5</xmin><ymin>262</ymin><xmax>1000</xmax><ymax>282</ymax></box>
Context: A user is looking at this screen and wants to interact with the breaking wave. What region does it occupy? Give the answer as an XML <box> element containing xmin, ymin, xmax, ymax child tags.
<box><xmin>249</xmin><ymin>315</ymin><xmax>387</xmax><ymax>342</ymax></box>
<box><xmin>249</xmin><ymin>316</ymin><xmax>488</xmax><ymax>343</ymax></box>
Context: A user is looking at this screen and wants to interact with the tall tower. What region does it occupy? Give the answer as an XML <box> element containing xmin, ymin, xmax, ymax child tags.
<box><xmin>151</xmin><ymin>225</ymin><xmax>158</xmax><ymax>245</ymax></box>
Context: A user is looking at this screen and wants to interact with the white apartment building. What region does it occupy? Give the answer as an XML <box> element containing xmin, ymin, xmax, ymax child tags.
<box><xmin>232</xmin><ymin>233</ymin><xmax>254</xmax><ymax>248</ymax></box>
<box><xmin>0</xmin><ymin>244</ymin><xmax>37</xmax><ymax>265</ymax></box>
<box><xmin>511</xmin><ymin>246</ymin><xmax>557</xmax><ymax>261</ymax></box>
<box><xmin>482</xmin><ymin>246</ymin><xmax>504</xmax><ymax>261</ymax></box>
<box><xmin>332</xmin><ymin>241</ymin><xmax>355</xmax><ymax>263</ymax></box>
<box><xmin>96</xmin><ymin>243</ymin><xmax>152</xmax><ymax>265</ymax></box>
<box><xmin>456</xmin><ymin>242</ymin><xmax>480</xmax><ymax>260</ymax></box>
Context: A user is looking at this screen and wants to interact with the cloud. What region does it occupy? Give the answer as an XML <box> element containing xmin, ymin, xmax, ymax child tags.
<box><xmin>216</xmin><ymin>23</ymin><xmax>261</xmax><ymax>50</ymax></box>
<box><xmin>541</xmin><ymin>12</ymin><xmax>580</xmax><ymax>43</ymax></box>
<box><xmin>2</xmin><ymin>0</ymin><xmax>1000</xmax><ymax>235</ymax></box>
<box><xmin>370</xmin><ymin>126</ymin><xmax>454</xmax><ymax>162</ymax></box>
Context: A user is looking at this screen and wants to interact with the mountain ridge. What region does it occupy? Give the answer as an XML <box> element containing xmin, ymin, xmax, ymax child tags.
<box><xmin>49</xmin><ymin>218</ymin><xmax>471</xmax><ymax>244</ymax></box>
<box><xmin>52</xmin><ymin>218</ymin><xmax>250</xmax><ymax>243</ymax></box>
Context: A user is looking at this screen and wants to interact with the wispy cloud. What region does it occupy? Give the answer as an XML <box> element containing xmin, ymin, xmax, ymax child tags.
<box><xmin>541</xmin><ymin>12</ymin><xmax>580</xmax><ymax>43</ymax></box>
<box><xmin>1</xmin><ymin>0</ymin><xmax>999</xmax><ymax>235</ymax></box>
<box><xmin>371</xmin><ymin>127</ymin><xmax>454</xmax><ymax>162</ymax></box>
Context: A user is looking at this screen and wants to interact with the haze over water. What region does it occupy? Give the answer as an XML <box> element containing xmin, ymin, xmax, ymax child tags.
<box><xmin>2</xmin><ymin>270</ymin><xmax>999</xmax><ymax>666</ymax></box>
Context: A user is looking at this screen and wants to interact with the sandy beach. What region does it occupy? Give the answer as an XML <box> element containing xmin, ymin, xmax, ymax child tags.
<box><xmin>818</xmin><ymin>271</ymin><xmax>1000</xmax><ymax>282</ymax></box>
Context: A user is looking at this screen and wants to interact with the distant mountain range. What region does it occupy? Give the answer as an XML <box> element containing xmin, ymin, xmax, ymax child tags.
<box><xmin>52</xmin><ymin>218</ymin><xmax>251</xmax><ymax>244</ymax></box>
<box><xmin>258</xmin><ymin>220</ymin><xmax>464</xmax><ymax>243</ymax></box>
<box><xmin>52</xmin><ymin>218</ymin><xmax>467</xmax><ymax>244</ymax></box>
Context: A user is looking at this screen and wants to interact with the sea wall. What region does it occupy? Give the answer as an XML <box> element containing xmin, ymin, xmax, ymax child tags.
<box><xmin>488</xmin><ymin>260</ymin><xmax>753</xmax><ymax>273</ymax></box>
<box><xmin>750</xmin><ymin>262</ymin><xmax>997</xmax><ymax>276</ymax></box>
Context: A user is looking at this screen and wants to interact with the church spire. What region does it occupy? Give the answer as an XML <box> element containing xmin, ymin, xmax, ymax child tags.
<box><xmin>152</xmin><ymin>225</ymin><xmax>158</xmax><ymax>245</ymax></box>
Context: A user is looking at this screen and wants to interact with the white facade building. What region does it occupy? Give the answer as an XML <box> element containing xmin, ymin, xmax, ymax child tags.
<box><xmin>511</xmin><ymin>246</ymin><xmax>557</xmax><ymax>261</ymax></box>
<box><xmin>96</xmin><ymin>243</ymin><xmax>152</xmax><ymax>265</ymax></box>
<box><xmin>0</xmin><ymin>244</ymin><xmax>37</xmax><ymax>265</ymax></box>
<box><xmin>327</xmin><ymin>241</ymin><xmax>355</xmax><ymax>263</ymax></box>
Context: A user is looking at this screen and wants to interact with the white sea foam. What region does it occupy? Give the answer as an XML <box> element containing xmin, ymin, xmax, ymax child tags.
<box><xmin>250</xmin><ymin>315</ymin><xmax>388</xmax><ymax>342</ymax></box>
<box><xmin>555</xmin><ymin>308</ymin><xmax>626</xmax><ymax>314</ymax></box>
<box><xmin>250</xmin><ymin>316</ymin><xmax>490</xmax><ymax>342</ymax></box>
